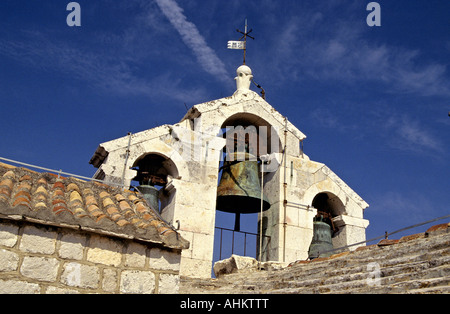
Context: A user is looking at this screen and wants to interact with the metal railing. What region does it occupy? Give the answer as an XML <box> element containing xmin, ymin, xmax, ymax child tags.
<box><xmin>215</xmin><ymin>226</ymin><xmax>271</xmax><ymax>261</ymax></box>
<box><xmin>313</xmin><ymin>213</ymin><xmax>450</xmax><ymax>259</ymax></box>
<box><xmin>0</xmin><ymin>156</ymin><xmax>125</xmax><ymax>188</ymax></box>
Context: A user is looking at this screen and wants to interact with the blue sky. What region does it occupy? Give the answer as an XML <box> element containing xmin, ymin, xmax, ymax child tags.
<box><xmin>0</xmin><ymin>0</ymin><xmax>449</xmax><ymax>258</ymax></box>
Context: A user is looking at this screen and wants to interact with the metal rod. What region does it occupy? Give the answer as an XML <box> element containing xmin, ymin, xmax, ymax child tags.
<box><xmin>0</xmin><ymin>157</ymin><xmax>124</xmax><ymax>188</ymax></box>
<box><xmin>215</xmin><ymin>226</ymin><xmax>271</xmax><ymax>259</ymax></box>
<box><xmin>232</xmin><ymin>231</ymin><xmax>235</xmax><ymax>255</ymax></box>
<box><xmin>259</xmin><ymin>159</ymin><xmax>264</xmax><ymax>270</ymax></box>
<box><xmin>236</xmin><ymin>19</ymin><xmax>254</xmax><ymax>65</ymax></box>
<box><xmin>244</xmin><ymin>233</ymin><xmax>247</xmax><ymax>256</ymax></box>
<box><xmin>219</xmin><ymin>228</ymin><xmax>223</xmax><ymax>260</ymax></box>
<box><xmin>309</xmin><ymin>213</ymin><xmax>450</xmax><ymax>259</ymax></box>
<box><xmin>234</xmin><ymin>213</ymin><xmax>241</xmax><ymax>232</ymax></box>
<box><xmin>121</xmin><ymin>132</ymin><xmax>132</xmax><ymax>190</ymax></box>
<box><xmin>282</xmin><ymin>118</ymin><xmax>288</xmax><ymax>263</ymax></box>
<box><xmin>216</xmin><ymin>226</ymin><xmax>268</xmax><ymax>237</ymax></box>
<box><xmin>243</xmin><ymin>19</ymin><xmax>247</xmax><ymax>64</ymax></box>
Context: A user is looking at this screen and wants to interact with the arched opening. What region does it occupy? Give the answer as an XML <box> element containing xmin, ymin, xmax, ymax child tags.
<box><xmin>130</xmin><ymin>153</ymin><xmax>178</xmax><ymax>218</ymax></box>
<box><xmin>311</xmin><ymin>192</ymin><xmax>345</xmax><ymax>235</ymax></box>
<box><xmin>220</xmin><ymin>112</ymin><xmax>283</xmax><ymax>157</ymax></box>
<box><xmin>308</xmin><ymin>192</ymin><xmax>347</xmax><ymax>259</ymax></box>
<box><xmin>213</xmin><ymin>113</ymin><xmax>282</xmax><ymax>272</ymax></box>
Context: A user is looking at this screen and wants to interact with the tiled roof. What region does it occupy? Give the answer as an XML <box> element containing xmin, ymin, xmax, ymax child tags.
<box><xmin>0</xmin><ymin>162</ymin><xmax>189</xmax><ymax>250</ymax></box>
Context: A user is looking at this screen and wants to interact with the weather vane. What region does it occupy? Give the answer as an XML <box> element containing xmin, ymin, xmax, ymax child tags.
<box><xmin>227</xmin><ymin>19</ymin><xmax>255</xmax><ymax>65</ymax></box>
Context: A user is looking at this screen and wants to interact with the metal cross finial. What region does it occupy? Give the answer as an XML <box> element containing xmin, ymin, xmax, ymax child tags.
<box><xmin>236</xmin><ymin>19</ymin><xmax>255</xmax><ymax>64</ymax></box>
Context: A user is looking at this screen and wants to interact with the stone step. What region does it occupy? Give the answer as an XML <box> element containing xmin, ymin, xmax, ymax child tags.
<box><xmin>179</xmin><ymin>277</ymin><xmax>226</xmax><ymax>294</ymax></box>
<box><xmin>387</xmin><ymin>274</ymin><xmax>450</xmax><ymax>291</ymax></box>
<box><xmin>180</xmin><ymin>230</ymin><xmax>450</xmax><ymax>294</ymax></box>
<box><xmin>276</xmin><ymin>247</ymin><xmax>449</xmax><ymax>284</ymax></box>
<box><xmin>330</xmin><ymin>264</ymin><xmax>450</xmax><ymax>294</ymax></box>
<box><xmin>268</xmin><ymin>267</ymin><xmax>450</xmax><ymax>294</ymax></box>
<box><xmin>264</xmin><ymin>252</ymin><xmax>448</xmax><ymax>287</ymax></box>
<box><xmin>212</xmin><ymin>231</ymin><xmax>449</xmax><ymax>278</ymax></box>
<box><xmin>404</xmin><ymin>285</ymin><xmax>450</xmax><ymax>294</ymax></box>
<box><xmin>207</xmin><ymin>256</ymin><xmax>450</xmax><ymax>294</ymax></box>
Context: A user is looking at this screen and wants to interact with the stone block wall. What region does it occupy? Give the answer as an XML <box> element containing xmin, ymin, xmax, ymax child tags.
<box><xmin>181</xmin><ymin>223</ymin><xmax>450</xmax><ymax>294</ymax></box>
<box><xmin>89</xmin><ymin>79</ymin><xmax>370</xmax><ymax>279</ymax></box>
<box><xmin>0</xmin><ymin>220</ymin><xmax>182</xmax><ymax>294</ymax></box>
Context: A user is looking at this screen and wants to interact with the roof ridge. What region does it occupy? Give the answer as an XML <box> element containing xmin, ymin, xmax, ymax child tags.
<box><xmin>288</xmin><ymin>222</ymin><xmax>449</xmax><ymax>267</ymax></box>
<box><xmin>0</xmin><ymin>162</ymin><xmax>189</xmax><ymax>250</ymax></box>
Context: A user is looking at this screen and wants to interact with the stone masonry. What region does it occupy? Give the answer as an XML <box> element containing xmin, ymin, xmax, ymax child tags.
<box><xmin>180</xmin><ymin>223</ymin><xmax>450</xmax><ymax>294</ymax></box>
<box><xmin>0</xmin><ymin>220</ymin><xmax>181</xmax><ymax>294</ymax></box>
<box><xmin>90</xmin><ymin>65</ymin><xmax>369</xmax><ymax>278</ymax></box>
<box><xmin>0</xmin><ymin>162</ymin><xmax>188</xmax><ymax>294</ymax></box>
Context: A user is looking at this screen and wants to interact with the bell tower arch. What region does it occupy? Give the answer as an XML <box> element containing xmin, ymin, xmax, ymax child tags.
<box><xmin>131</xmin><ymin>153</ymin><xmax>179</xmax><ymax>221</ymax></box>
<box><xmin>213</xmin><ymin>113</ymin><xmax>282</xmax><ymax>264</ymax></box>
<box><xmin>311</xmin><ymin>192</ymin><xmax>345</xmax><ymax>231</ymax></box>
<box><xmin>90</xmin><ymin>64</ymin><xmax>369</xmax><ymax>278</ymax></box>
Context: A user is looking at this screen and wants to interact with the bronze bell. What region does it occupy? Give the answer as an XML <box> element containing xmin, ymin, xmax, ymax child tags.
<box><xmin>216</xmin><ymin>152</ymin><xmax>270</xmax><ymax>231</ymax></box>
<box><xmin>132</xmin><ymin>156</ymin><xmax>167</xmax><ymax>213</ymax></box>
<box><xmin>308</xmin><ymin>216</ymin><xmax>334</xmax><ymax>260</ymax></box>
<box><xmin>136</xmin><ymin>185</ymin><xmax>159</xmax><ymax>212</ymax></box>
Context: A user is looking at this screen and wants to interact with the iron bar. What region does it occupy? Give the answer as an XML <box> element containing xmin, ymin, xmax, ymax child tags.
<box><xmin>121</xmin><ymin>132</ymin><xmax>132</xmax><ymax>190</ymax></box>
<box><xmin>232</xmin><ymin>231</ymin><xmax>235</xmax><ymax>255</ymax></box>
<box><xmin>259</xmin><ymin>159</ymin><xmax>264</xmax><ymax>270</ymax></box>
<box><xmin>219</xmin><ymin>228</ymin><xmax>223</xmax><ymax>261</ymax></box>
<box><xmin>282</xmin><ymin>117</ymin><xmax>288</xmax><ymax>263</ymax></box>
<box><xmin>244</xmin><ymin>233</ymin><xmax>247</xmax><ymax>256</ymax></box>
<box><xmin>215</xmin><ymin>226</ymin><xmax>271</xmax><ymax>261</ymax></box>
<box><xmin>0</xmin><ymin>157</ymin><xmax>124</xmax><ymax>188</ymax></box>
<box><xmin>312</xmin><ymin>213</ymin><xmax>450</xmax><ymax>259</ymax></box>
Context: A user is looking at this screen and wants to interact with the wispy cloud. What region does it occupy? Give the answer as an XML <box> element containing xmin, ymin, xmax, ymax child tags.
<box><xmin>315</xmin><ymin>38</ymin><xmax>449</xmax><ymax>97</ymax></box>
<box><xmin>398</xmin><ymin>120</ymin><xmax>440</xmax><ymax>151</ymax></box>
<box><xmin>382</xmin><ymin>114</ymin><xmax>443</xmax><ymax>155</ymax></box>
<box><xmin>0</xmin><ymin>29</ymin><xmax>208</xmax><ymax>104</ymax></box>
<box><xmin>308</xmin><ymin>107</ymin><xmax>358</xmax><ymax>134</ymax></box>
<box><xmin>372</xmin><ymin>191</ymin><xmax>438</xmax><ymax>226</ymax></box>
<box><xmin>154</xmin><ymin>0</ymin><xmax>229</xmax><ymax>82</ymax></box>
<box><xmin>263</xmin><ymin>6</ymin><xmax>450</xmax><ymax>98</ymax></box>
<box><xmin>307</xmin><ymin>103</ymin><xmax>444</xmax><ymax>157</ymax></box>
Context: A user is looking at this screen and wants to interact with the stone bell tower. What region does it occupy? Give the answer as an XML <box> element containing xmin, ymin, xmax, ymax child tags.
<box><xmin>90</xmin><ymin>64</ymin><xmax>369</xmax><ymax>278</ymax></box>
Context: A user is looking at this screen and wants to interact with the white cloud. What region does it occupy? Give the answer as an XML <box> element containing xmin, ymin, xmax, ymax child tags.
<box><xmin>262</xmin><ymin>7</ymin><xmax>450</xmax><ymax>98</ymax></box>
<box><xmin>379</xmin><ymin>113</ymin><xmax>443</xmax><ymax>155</ymax></box>
<box><xmin>397</xmin><ymin>118</ymin><xmax>442</xmax><ymax>152</ymax></box>
<box><xmin>0</xmin><ymin>30</ymin><xmax>209</xmax><ymax>104</ymax></box>
<box><xmin>372</xmin><ymin>191</ymin><xmax>438</xmax><ymax>226</ymax></box>
<box><xmin>154</xmin><ymin>0</ymin><xmax>229</xmax><ymax>82</ymax></box>
<box><xmin>308</xmin><ymin>107</ymin><xmax>358</xmax><ymax>134</ymax></box>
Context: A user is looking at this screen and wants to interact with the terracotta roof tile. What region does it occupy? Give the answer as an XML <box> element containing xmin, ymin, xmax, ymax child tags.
<box><xmin>399</xmin><ymin>233</ymin><xmax>425</xmax><ymax>243</ymax></box>
<box><xmin>0</xmin><ymin>162</ymin><xmax>189</xmax><ymax>250</ymax></box>
<box><xmin>116</xmin><ymin>220</ymin><xmax>129</xmax><ymax>227</ymax></box>
<box><xmin>426</xmin><ymin>223</ymin><xmax>448</xmax><ymax>234</ymax></box>
<box><xmin>20</xmin><ymin>174</ymin><xmax>32</xmax><ymax>182</ymax></box>
<box><xmin>287</xmin><ymin>222</ymin><xmax>449</xmax><ymax>267</ymax></box>
<box><xmin>377</xmin><ymin>239</ymin><xmax>400</xmax><ymax>246</ymax></box>
<box><xmin>35</xmin><ymin>202</ymin><xmax>47</xmax><ymax>211</ymax></box>
<box><xmin>37</xmin><ymin>177</ymin><xmax>48</xmax><ymax>185</ymax></box>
